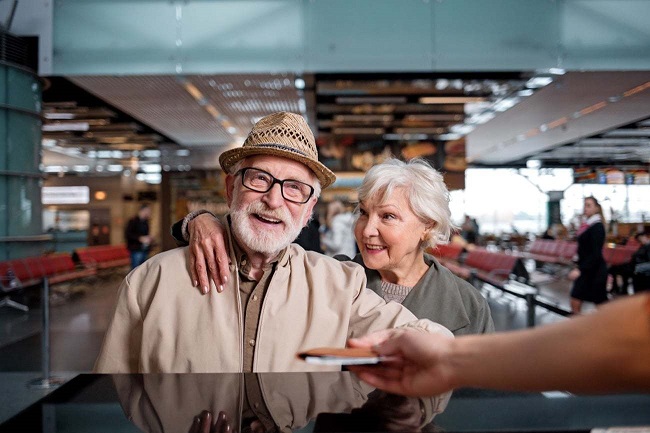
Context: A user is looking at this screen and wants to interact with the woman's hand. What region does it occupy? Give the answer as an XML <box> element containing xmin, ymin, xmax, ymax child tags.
<box><xmin>188</xmin><ymin>214</ymin><xmax>231</xmax><ymax>294</ymax></box>
<box><xmin>347</xmin><ymin>329</ymin><xmax>457</xmax><ymax>397</ymax></box>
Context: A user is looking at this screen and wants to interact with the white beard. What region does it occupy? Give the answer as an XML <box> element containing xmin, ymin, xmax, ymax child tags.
<box><xmin>230</xmin><ymin>196</ymin><xmax>306</xmax><ymax>255</ymax></box>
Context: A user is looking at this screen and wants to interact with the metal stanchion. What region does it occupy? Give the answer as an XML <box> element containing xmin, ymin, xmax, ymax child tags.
<box><xmin>28</xmin><ymin>278</ymin><xmax>65</xmax><ymax>389</ymax></box>
<box><xmin>525</xmin><ymin>292</ymin><xmax>536</xmax><ymax>328</ymax></box>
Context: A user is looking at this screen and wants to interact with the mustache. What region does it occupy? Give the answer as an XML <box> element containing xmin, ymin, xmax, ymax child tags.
<box><xmin>245</xmin><ymin>201</ymin><xmax>291</xmax><ymax>224</ymax></box>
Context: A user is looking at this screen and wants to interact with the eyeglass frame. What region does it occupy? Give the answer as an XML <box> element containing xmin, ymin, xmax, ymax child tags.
<box><xmin>234</xmin><ymin>167</ymin><xmax>315</xmax><ymax>204</ymax></box>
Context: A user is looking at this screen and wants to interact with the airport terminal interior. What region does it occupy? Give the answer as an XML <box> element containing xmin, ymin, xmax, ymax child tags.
<box><xmin>1</xmin><ymin>1</ymin><xmax>650</xmax><ymax>431</ymax></box>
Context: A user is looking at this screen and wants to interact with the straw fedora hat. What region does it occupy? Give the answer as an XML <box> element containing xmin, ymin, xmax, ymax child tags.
<box><xmin>219</xmin><ymin>112</ymin><xmax>336</xmax><ymax>189</ymax></box>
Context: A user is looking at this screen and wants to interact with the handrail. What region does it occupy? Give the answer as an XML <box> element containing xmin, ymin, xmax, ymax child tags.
<box><xmin>0</xmin><ymin>234</ymin><xmax>53</xmax><ymax>243</ymax></box>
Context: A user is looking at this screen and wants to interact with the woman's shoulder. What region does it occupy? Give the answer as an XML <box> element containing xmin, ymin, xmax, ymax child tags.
<box><xmin>422</xmin><ymin>255</ymin><xmax>488</xmax><ymax>305</ymax></box>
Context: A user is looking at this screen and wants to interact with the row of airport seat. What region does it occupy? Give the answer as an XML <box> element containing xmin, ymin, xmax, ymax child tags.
<box><xmin>0</xmin><ymin>244</ymin><xmax>130</xmax><ymax>311</ymax></box>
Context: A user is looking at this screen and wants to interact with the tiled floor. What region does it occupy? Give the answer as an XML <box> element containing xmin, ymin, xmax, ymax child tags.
<box><xmin>0</xmin><ymin>268</ymin><xmax>577</xmax><ymax>424</ymax></box>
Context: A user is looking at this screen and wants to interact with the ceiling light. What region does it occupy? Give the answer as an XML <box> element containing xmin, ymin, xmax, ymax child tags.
<box><xmin>435</xmin><ymin>79</ymin><xmax>449</xmax><ymax>90</ymax></box>
<box><xmin>294</xmin><ymin>78</ymin><xmax>305</xmax><ymax>89</ymax></box>
<box><xmin>467</xmin><ymin>112</ymin><xmax>496</xmax><ymax>124</ymax></box>
<box><xmin>107</xmin><ymin>165</ymin><xmax>123</xmax><ymax>172</ymax></box>
<box><xmin>141</xmin><ymin>164</ymin><xmax>162</xmax><ymax>173</ymax></box>
<box><xmin>136</xmin><ymin>173</ymin><xmax>162</xmax><ymax>184</ymax></box>
<box><xmin>526</xmin><ymin>159</ymin><xmax>542</xmax><ymax>169</ymax></box>
<box><xmin>183</xmin><ymin>82</ymin><xmax>205</xmax><ymax>101</ymax></box>
<box><xmin>517</xmin><ymin>89</ymin><xmax>534</xmax><ymax>97</ymax></box>
<box><xmin>493</xmin><ymin>97</ymin><xmax>520</xmax><ymax>112</ymax></box>
<box><xmin>73</xmin><ymin>165</ymin><xmax>90</xmax><ymax>172</ymax></box>
<box><xmin>450</xmin><ymin>124</ymin><xmax>475</xmax><ymax>134</ymax></box>
<box><xmin>526</xmin><ymin>77</ymin><xmax>553</xmax><ymax>89</ymax></box>
<box><xmin>43</xmin><ymin>166</ymin><xmax>68</xmax><ymax>173</ymax></box>
<box><xmin>43</xmin><ymin>122</ymin><xmax>90</xmax><ymax>132</ymax></box>
<box><xmin>142</xmin><ymin>149</ymin><xmax>161</xmax><ymax>158</ymax></box>
<box><xmin>44</xmin><ymin>113</ymin><xmax>75</xmax><ymax>120</ymax></box>
<box><xmin>548</xmin><ymin>68</ymin><xmax>566</xmax><ymax>75</ymax></box>
<box><xmin>94</xmin><ymin>191</ymin><xmax>107</xmax><ymax>200</ymax></box>
<box><xmin>175</xmin><ymin>149</ymin><xmax>190</xmax><ymax>156</ymax></box>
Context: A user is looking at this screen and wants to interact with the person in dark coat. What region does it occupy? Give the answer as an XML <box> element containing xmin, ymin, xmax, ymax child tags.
<box><xmin>568</xmin><ymin>196</ymin><xmax>608</xmax><ymax>313</ymax></box>
<box><xmin>294</xmin><ymin>212</ymin><xmax>323</xmax><ymax>253</ymax></box>
<box><xmin>632</xmin><ymin>232</ymin><xmax>650</xmax><ymax>293</ymax></box>
<box><xmin>125</xmin><ymin>204</ymin><xmax>152</xmax><ymax>269</ymax></box>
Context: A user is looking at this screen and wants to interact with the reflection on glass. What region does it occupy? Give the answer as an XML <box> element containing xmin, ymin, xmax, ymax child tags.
<box><xmin>113</xmin><ymin>372</ymin><xmax>451</xmax><ymax>433</ymax></box>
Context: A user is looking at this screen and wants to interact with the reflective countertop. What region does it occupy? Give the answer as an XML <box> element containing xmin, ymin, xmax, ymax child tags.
<box><xmin>1</xmin><ymin>373</ymin><xmax>649</xmax><ymax>432</ymax></box>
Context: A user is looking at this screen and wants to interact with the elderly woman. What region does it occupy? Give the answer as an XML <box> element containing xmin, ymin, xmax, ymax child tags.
<box><xmin>173</xmin><ymin>158</ymin><xmax>493</xmax><ymax>335</ymax></box>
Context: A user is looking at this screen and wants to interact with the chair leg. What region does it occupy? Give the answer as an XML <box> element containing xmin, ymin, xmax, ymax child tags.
<box><xmin>0</xmin><ymin>296</ymin><xmax>29</xmax><ymax>312</ymax></box>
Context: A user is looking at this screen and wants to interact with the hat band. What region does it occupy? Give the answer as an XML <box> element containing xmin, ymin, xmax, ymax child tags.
<box><xmin>254</xmin><ymin>143</ymin><xmax>312</xmax><ymax>159</ymax></box>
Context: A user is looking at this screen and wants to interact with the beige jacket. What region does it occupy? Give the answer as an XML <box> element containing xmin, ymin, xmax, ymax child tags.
<box><xmin>95</xmin><ymin>232</ymin><xmax>450</xmax><ymax>373</ymax></box>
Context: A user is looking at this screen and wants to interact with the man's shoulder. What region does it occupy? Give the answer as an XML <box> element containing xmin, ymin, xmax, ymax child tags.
<box><xmin>425</xmin><ymin>254</ymin><xmax>488</xmax><ymax>307</ymax></box>
<box><xmin>127</xmin><ymin>247</ymin><xmax>189</xmax><ymax>282</ymax></box>
<box><xmin>146</xmin><ymin>246</ymin><xmax>188</xmax><ymax>265</ymax></box>
<box><xmin>288</xmin><ymin>244</ymin><xmax>364</xmax><ymax>274</ymax></box>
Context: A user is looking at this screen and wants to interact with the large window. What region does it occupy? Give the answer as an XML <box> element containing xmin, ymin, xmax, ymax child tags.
<box><xmin>448</xmin><ymin>168</ymin><xmax>650</xmax><ymax>236</ymax></box>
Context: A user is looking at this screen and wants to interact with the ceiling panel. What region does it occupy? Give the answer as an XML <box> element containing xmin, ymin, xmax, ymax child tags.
<box><xmin>467</xmin><ymin>71</ymin><xmax>650</xmax><ymax>166</ymax></box>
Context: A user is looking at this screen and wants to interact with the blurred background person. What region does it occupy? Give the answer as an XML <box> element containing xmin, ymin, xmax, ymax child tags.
<box><xmin>125</xmin><ymin>203</ymin><xmax>152</xmax><ymax>269</ymax></box>
<box><xmin>460</xmin><ymin>215</ymin><xmax>479</xmax><ymax>245</ymax></box>
<box><xmin>294</xmin><ymin>210</ymin><xmax>324</xmax><ymax>253</ymax></box>
<box><xmin>321</xmin><ymin>200</ymin><xmax>357</xmax><ymax>258</ymax></box>
<box><xmin>568</xmin><ymin>196</ymin><xmax>608</xmax><ymax>313</ymax></box>
<box><xmin>632</xmin><ymin>231</ymin><xmax>650</xmax><ymax>293</ymax></box>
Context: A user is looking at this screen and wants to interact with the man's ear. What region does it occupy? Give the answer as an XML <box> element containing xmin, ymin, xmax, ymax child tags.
<box><xmin>225</xmin><ymin>175</ymin><xmax>235</xmax><ymax>206</ymax></box>
<box><xmin>301</xmin><ymin>197</ymin><xmax>318</xmax><ymax>228</ymax></box>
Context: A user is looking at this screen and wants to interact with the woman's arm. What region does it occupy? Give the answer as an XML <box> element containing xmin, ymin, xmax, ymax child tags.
<box><xmin>171</xmin><ymin>211</ymin><xmax>231</xmax><ymax>294</ymax></box>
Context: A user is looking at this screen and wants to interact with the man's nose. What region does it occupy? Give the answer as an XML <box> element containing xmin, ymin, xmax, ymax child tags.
<box><xmin>261</xmin><ymin>182</ymin><xmax>284</xmax><ymax>208</ymax></box>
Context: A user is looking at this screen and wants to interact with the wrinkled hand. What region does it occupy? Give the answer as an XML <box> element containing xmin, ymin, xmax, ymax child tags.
<box><xmin>188</xmin><ymin>411</ymin><xmax>232</xmax><ymax>433</ymax></box>
<box><xmin>347</xmin><ymin>329</ymin><xmax>457</xmax><ymax>397</ymax></box>
<box><xmin>188</xmin><ymin>214</ymin><xmax>231</xmax><ymax>294</ymax></box>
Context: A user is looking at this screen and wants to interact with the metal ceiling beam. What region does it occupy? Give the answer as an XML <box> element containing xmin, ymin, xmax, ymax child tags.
<box><xmin>5</xmin><ymin>0</ymin><xmax>650</xmax><ymax>75</ymax></box>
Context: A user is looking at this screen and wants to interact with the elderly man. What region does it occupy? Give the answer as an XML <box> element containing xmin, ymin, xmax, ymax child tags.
<box><xmin>95</xmin><ymin>112</ymin><xmax>450</xmax><ymax>373</ymax></box>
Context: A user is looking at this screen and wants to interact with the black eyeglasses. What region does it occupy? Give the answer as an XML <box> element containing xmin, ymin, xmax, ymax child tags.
<box><xmin>236</xmin><ymin>167</ymin><xmax>315</xmax><ymax>204</ymax></box>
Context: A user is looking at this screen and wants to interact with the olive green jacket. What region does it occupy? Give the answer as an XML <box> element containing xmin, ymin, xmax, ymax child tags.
<box><xmin>343</xmin><ymin>253</ymin><xmax>494</xmax><ymax>335</ymax></box>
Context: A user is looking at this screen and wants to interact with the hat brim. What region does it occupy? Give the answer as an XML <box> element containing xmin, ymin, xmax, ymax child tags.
<box><xmin>219</xmin><ymin>144</ymin><xmax>336</xmax><ymax>189</ymax></box>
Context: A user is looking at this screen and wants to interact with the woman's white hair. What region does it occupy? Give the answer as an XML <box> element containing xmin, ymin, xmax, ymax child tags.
<box><xmin>357</xmin><ymin>158</ymin><xmax>455</xmax><ymax>249</ymax></box>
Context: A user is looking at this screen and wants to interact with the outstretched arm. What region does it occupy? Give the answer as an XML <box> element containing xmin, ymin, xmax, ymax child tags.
<box><xmin>348</xmin><ymin>293</ymin><xmax>650</xmax><ymax>396</ymax></box>
<box><xmin>171</xmin><ymin>212</ymin><xmax>231</xmax><ymax>294</ymax></box>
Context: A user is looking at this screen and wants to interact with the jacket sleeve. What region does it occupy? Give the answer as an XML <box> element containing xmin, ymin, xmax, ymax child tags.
<box><xmin>346</xmin><ymin>269</ymin><xmax>453</xmax><ymax>339</ymax></box>
<box><xmin>170</xmin><ymin>218</ymin><xmax>188</xmax><ymax>246</ymax></box>
<box><xmin>94</xmin><ymin>276</ymin><xmax>143</xmax><ymax>373</ymax></box>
